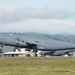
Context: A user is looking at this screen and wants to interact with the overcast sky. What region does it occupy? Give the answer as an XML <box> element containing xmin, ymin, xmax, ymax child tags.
<box><xmin>0</xmin><ymin>0</ymin><xmax>75</xmax><ymax>34</ymax></box>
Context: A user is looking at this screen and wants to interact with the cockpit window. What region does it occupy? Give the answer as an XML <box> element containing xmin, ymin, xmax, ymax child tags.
<box><xmin>16</xmin><ymin>37</ymin><xmax>21</xmax><ymax>41</ymax></box>
<box><xmin>22</xmin><ymin>40</ymin><xmax>24</xmax><ymax>42</ymax></box>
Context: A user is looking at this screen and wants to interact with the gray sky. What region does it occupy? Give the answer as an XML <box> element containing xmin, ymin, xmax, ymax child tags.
<box><xmin>0</xmin><ymin>0</ymin><xmax>75</xmax><ymax>34</ymax></box>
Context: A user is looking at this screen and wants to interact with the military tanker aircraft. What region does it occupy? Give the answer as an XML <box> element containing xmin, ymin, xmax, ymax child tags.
<box><xmin>0</xmin><ymin>33</ymin><xmax>75</xmax><ymax>56</ymax></box>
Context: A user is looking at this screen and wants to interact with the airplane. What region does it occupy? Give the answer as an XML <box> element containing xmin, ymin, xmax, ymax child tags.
<box><xmin>0</xmin><ymin>33</ymin><xmax>75</xmax><ymax>56</ymax></box>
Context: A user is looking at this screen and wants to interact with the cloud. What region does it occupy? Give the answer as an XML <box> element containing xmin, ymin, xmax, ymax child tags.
<box><xmin>0</xmin><ymin>3</ymin><xmax>74</xmax><ymax>24</ymax></box>
<box><xmin>0</xmin><ymin>3</ymin><xmax>13</xmax><ymax>12</ymax></box>
<box><xmin>0</xmin><ymin>3</ymin><xmax>75</xmax><ymax>34</ymax></box>
<box><xmin>16</xmin><ymin>7</ymin><xmax>71</xmax><ymax>19</ymax></box>
<box><xmin>0</xmin><ymin>19</ymin><xmax>75</xmax><ymax>34</ymax></box>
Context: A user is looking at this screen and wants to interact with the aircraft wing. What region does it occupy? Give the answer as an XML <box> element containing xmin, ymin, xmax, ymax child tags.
<box><xmin>36</xmin><ymin>41</ymin><xmax>75</xmax><ymax>51</ymax></box>
<box><xmin>0</xmin><ymin>34</ymin><xmax>75</xmax><ymax>51</ymax></box>
<box><xmin>17</xmin><ymin>36</ymin><xmax>75</xmax><ymax>51</ymax></box>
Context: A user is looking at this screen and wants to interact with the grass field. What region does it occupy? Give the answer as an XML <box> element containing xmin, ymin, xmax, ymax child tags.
<box><xmin>0</xmin><ymin>57</ymin><xmax>75</xmax><ymax>75</ymax></box>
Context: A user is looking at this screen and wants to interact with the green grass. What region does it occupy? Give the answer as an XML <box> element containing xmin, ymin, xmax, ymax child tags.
<box><xmin>0</xmin><ymin>57</ymin><xmax>75</xmax><ymax>75</ymax></box>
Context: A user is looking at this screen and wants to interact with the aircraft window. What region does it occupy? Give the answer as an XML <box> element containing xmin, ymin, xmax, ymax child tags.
<box><xmin>16</xmin><ymin>38</ymin><xmax>21</xmax><ymax>41</ymax></box>
<box><xmin>22</xmin><ymin>40</ymin><xmax>24</xmax><ymax>42</ymax></box>
<box><xmin>16</xmin><ymin>43</ymin><xmax>20</xmax><ymax>45</ymax></box>
<box><xmin>18</xmin><ymin>39</ymin><xmax>20</xmax><ymax>41</ymax></box>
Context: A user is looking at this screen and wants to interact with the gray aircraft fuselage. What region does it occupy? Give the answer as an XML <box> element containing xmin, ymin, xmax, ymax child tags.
<box><xmin>0</xmin><ymin>33</ymin><xmax>75</xmax><ymax>56</ymax></box>
<box><xmin>0</xmin><ymin>34</ymin><xmax>27</xmax><ymax>48</ymax></box>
